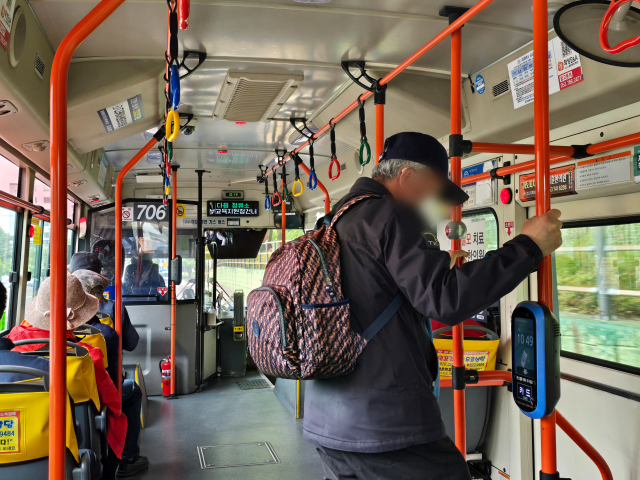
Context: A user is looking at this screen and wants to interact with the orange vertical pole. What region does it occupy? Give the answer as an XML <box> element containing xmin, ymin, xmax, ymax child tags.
<box><xmin>50</xmin><ymin>1</ymin><xmax>126</xmax><ymax>478</ymax></box>
<box><xmin>281</xmin><ymin>179</ymin><xmax>287</xmax><ymax>245</ymax></box>
<box><xmin>115</xmin><ymin>134</ymin><xmax>165</xmax><ymax>398</ymax></box>
<box><xmin>533</xmin><ymin>0</ymin><xmax>558</xmax><ymax>475</ymax></box>
<box><xmin>449</xmin><ymin>25</ymin><xmax>466</xmax><ymax>458</ymax></box>
<box><xmin>376</xmin><ymin>103</ymin><xmax>384</xmax><ymax>164</ymax></box>
<box><xmin>170</xmin><ymin>166</ymin><xmax>178</xmax><ymax>397</ymax></box>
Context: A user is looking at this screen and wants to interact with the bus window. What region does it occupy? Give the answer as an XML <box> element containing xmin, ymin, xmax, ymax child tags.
<box><xmin>26</xmin><ymin>219</ymin><xmax>50</xmax><ymax>305</ymax></box>
<box><xmin>0</xmin><ymin>208</ymin><xmax>17</xmax><ymax>331</ymax></box>
<box><xmin>555</xmin><ymin>221</ymin><xmax>640</xmax><ymax>370</ymax></box>
<box><xmin>176</xmin><ymin>227</ymin><xmax>198</xmax><ymax>300</ymax></box>
<box><xmin>215</xmin><ymin>229</ymin><xmax>303</xmax><ymax>300</ymax></box>
<box><xmin>0</xmin><ymin>155</ymin><xmax>19</xmax><ymax>331</ymax></box>
<box><xmin>123</xmin><ymin>220</ymin><xmax>169</xmax><ymax>300</ymax></box>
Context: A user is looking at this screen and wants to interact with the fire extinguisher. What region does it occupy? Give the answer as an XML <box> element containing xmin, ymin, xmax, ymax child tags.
<box><xmin>160</xmin><ymin>356</ymin><xmax>171</xmax><ymax>397</ymax></box>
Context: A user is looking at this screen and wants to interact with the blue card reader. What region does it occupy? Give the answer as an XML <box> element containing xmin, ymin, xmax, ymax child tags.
<box><xmin>511</xmin><ymin>301</ymin><xmax>561</xmax><ymax>419</ymax></box>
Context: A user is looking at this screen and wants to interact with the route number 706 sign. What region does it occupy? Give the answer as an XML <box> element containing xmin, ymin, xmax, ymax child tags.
<box><xmin>122</xmin><ymin>203</ymin><xmax>167</xmax><ymax>222</ymax></box>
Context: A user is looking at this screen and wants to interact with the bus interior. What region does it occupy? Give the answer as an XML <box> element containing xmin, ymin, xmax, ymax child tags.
<box><xmin>0</xmin><ymin>0</ymin><xmax>639</xmax><ymax>479</ymax></box>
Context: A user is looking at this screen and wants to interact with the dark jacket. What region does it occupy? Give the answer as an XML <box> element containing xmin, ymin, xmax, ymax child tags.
<box><xmin>0</xmin><ymin>337</ymin><xmax>50</xmax><ymax>383</ymax></box>
<box><xmin>87</xmin><ymin>316</ymin><xmax>121</xmax><ymax>384</ymax></box>
<box><xmin>99</xmin><ymin>299</ymin><xmax>139</xmax><ymax>352</ymax></box>
<box><xmin>303</xmin><ymin>177</ymin><xmax>543</xmax><ymax>453</ymax></box>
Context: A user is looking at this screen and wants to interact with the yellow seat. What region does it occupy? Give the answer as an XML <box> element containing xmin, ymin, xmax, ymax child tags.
<box><xmin>74</xmin><ymin>323</ymin><xmax>110</xmax><ymax>368</ymax></box>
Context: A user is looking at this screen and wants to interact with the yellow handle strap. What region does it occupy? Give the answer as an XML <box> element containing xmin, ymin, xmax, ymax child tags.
<box><xmin>165</xmin><ymin>109</ymin><xmax>180</xmax><ymax>142</ymax></box>
<box><xmin>292</xmin><ymin>178</ymin><xmax>304</xmax><ymax>197</ymax></box>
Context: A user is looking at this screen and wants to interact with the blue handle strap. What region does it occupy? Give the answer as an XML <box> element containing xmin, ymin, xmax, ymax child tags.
<box><xmin>423</xmin><ymin>316</ymin><xmax>440</xmax><ymax>400</ymax></box>
<box><xmin>362</xmin><ymin>292</ymin><xmax>404</xmax><ymax>341</ymax></box>
<box><xmin>170</xmin><ymin>65</ymin><xmax>180</xmax><ymax>110</ymax></box>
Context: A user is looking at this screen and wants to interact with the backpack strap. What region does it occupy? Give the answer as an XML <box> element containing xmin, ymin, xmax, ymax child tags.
<box><xmin>362</xmin><ymin>292</ymin><xmax>404</xmax><ymax>341</ymax></box>
<box><xmin>329</xmin><ymin>194</ymin><xmax>384</xmax><ymax>227</ymax></box>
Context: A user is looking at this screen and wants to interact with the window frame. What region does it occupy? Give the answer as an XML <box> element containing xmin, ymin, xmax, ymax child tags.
<box><xmin>556</xmin><ymin>215</ymin><xmax>640</xmax><ymax>376</ymax></box>
<box><xmin>462</xmin><ymin>207</ymin><xmax>500</xmax><ymax>250</ymax></box>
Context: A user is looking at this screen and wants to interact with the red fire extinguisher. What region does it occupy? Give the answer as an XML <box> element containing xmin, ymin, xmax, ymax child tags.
<box><xmin>161</xmin><ymin>356</ymin><xmax>171</xmax><ymax>397</ymax></box>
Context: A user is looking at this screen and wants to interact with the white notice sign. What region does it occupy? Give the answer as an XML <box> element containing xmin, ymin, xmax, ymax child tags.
<box><xmin>122</xmin><ymin>207</ymin><xmax>133</xmax><ymax>221</ymax></box>
<box><xmin>576</xmin><ymin>151</ymin><xmax>632</xmax><ymax>190</ymax></box>
<box><xmin>0</xmin><ymin>0</ymin><xmax>16</xmax><ymax>51</ymax></box>
<box><xmin>508</xmin><ymin>37</ymin><xmax>583</xmax><ymax>110</ymax></box>
<box><xmin>437</xmin><ymin>217</ymin><xmax>487</xmax><ymax>262</ymax></box>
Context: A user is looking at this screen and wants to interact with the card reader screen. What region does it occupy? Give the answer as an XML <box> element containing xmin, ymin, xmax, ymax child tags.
<box><xmin>514</xmin><ymin>316</ymin><xmax>537</xmax><ymax>409</ymax></box>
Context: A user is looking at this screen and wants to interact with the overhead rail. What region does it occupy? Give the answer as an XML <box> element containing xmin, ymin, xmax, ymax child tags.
<box><xmin>459</xmin><ymin>131</ymin><xmax>640</xmax><ymax>186</ymax></box>
<box><xmin>261</xmin><ymin>0</ymin><xmax>497</xmax><ymax>180</ymax></box>
<box><xmin>0</xmin><ymin>188</ymin><xmax>72</xmax><ymax>225</ymax></box>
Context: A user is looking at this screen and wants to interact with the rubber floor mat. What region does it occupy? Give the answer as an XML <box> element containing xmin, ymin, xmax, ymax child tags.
<box><xmin>237</xmin><ymin>379</ymin><xmax>271</xmax><ymax>390</ymax></box>
<box><xmin>197</xmin><ymin>443</ymin><xmax>280</xmax><ymax>469</ymax></box>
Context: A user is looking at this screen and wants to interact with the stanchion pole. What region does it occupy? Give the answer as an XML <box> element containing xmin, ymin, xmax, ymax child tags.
<box><xmin>533</xmin><ymin>0</ymin><xmax>558</xmax><ymax>476</ymax></box>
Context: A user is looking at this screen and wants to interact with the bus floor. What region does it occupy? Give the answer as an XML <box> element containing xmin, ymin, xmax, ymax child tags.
<box><xmin>135</xmin><ymin>371</ymin><xmax>324</xmax><ymax>479</ymax></box>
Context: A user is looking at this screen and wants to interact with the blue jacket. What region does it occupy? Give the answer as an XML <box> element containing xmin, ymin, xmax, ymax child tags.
<box><xmin>0</xmin><ymin>338</ymin><xmax>50</xmax><ymax>383</ymax></box>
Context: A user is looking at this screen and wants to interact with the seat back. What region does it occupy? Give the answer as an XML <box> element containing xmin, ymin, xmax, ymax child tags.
<box><xmin>74</xmin><ymin>325</ymin><xmax>109</xmax><ymax>368</ymax></box>
<box><xmin>0</xmin><ymin>366</ymin><xmax>80</xmax><ymax>465</ymax></box>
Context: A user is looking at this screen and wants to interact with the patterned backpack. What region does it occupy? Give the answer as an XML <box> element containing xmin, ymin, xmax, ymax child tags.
<box><xmin>247</xmin><ymin>195</ymin><xmax>404</xmax><ymax>380</ymax></box>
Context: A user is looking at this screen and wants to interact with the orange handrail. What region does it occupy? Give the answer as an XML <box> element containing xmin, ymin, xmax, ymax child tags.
<box><xmin>450</xmin><ymin>25</ymin><xmax>466</xmax><ymax>458</ymax></box>
<box><xmin>262</xmin><ymin>0</ymin><xmax>497</xmax><ymax>180</ymax></box>
<box><xmin>556</xmin><ymin>411</ymin><xmax>614</xmax><ymax>480</ymax></box>
<box><xmin>440</xmin><ymin>370</ymin><xmax>512</xmax><ymax>389</ymax></box>
<box><xmin>533</xmin><ymin>0</ymin><xmax>558</xmax><ymax>474</ymax></box>
<box><xmin>49</xmin><ymin>0</ymin><xmax>127</xmax><ymax>477</ymax></box>
<box><xmin>470</xmin><ymin>142</ymin><xmax>576</xmax><ymax>157</ymax></box>
<box><xmin>460</xmin><ymin>131</ymin><xmax>640</xmax><ymax>186</ymax></box>
<box><xmin>170</xmin><ymin>166</ymin><xmax>178</xmax><ymax>397</ymax></box>
<box><xmin>376</xmin><ymin>103</ymin><xmax>384</xmax><ymax>164</ymax></box>
<box><xmin>115</xmin><ymin>132</ymin><xmax>165</xmax><ymax>399</ymax></box>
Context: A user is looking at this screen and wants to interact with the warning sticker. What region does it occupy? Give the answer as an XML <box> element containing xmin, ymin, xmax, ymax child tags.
<box><xmin>122</xmin><ymin>207</ymin><xmax>133</xmax><ymax>222</ymax></box>
<box><xmin>437</xmin><ymin>349</ymin><xmax>491</xmax><ymax>378</ymax></box>
<box><xmin>0</xmin><ymin>0</ymin><xmax>16</xmax><ymax>51</ymax></box>
<box><xmin>97</xmin><ymin>94</ymin><xmax>145</xmax><ymax>133</ymax></box>
<box><xmin>0</xmin><ymin>410</ymin><xmax>21</xmax><ymax>454</ymax></box>
<box><xmin>176</xmin><ymin>204</ymin><xmax>186</xmax><ymax>218</ymax></box>
<box><xmin>508</xmin><ymin>37</ymin><xmax>583</xmax><ymax>110</ymax></box>
<box><xmin>438</xmin><ymin>217</ymin><xmax>487</xmax><ymax>262</ymax></box>
<box><xmin>576</xmin><ymin>151</ymin><xmax>631</xmax><ymax>190</ymax></box>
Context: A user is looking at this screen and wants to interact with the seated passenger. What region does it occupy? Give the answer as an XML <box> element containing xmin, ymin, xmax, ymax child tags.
<box><xmin>305</xmin><ymin>132</ymin><xmax>563</xmax><ymax>480</ymax></box>
<box><xmin>123</xmin><ymin>238</ymin><xmax>166</xmax><ymax>298</ymax></box>
<box><xmin>7</xmin><ymin>274</ymin><xmax>128</xmax><ymax>479</ymax></box>
<box><xmin>70</xmin><ymin>264</ymin><xmax>149</xmax><ymax>477</ymax></box>
<box><xmin>70</xmin><ymin>251</ymin><xmax>139</xmax><ymax>354</ymax></box>
<box><xmin>0</xmin><ymin>280</ymin><xmax>50</xmax><ymax>382</ymax></box>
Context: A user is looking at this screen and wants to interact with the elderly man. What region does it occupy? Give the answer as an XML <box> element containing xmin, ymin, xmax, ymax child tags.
<box><xmin>304</xmin><ymin>132</ymin><xmax>563</xmax><ymax>480</ymax></box>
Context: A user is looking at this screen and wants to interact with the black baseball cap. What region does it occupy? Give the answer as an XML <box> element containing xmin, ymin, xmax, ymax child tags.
<box><xmin>68</xmin><ymin>252</ymin><xmax>102</xmax><ymax>275</ymax></box>
<box><xmin>378</xmin><ymin>132</ymin><xmax>469</xmax><ymax>206</ymax></box>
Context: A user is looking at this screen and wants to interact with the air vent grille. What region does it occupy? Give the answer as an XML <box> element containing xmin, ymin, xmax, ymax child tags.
<box><xmin>213</xmin><ymin>71</ymin><xmax>304</xmax><ymax>123</ymax></box>
<box><xmin>492</xmin><ymin>79</ymin><xmax>510</xmax><ymax>99</ymax></box>
<box><xmin>34</xmin><ymin>52</ymin><xmax>45</xmax><ymax>79</ymax></box>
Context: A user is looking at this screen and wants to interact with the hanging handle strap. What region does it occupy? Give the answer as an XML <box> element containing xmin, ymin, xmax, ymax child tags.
<box><xmin>308</xmin><ymin>139</ymin><xmax>317</xmax><ymax>190</ymax></box>
<box><xmin>600</xmin><ymin>0</ymin><xmax>640</xmax><ymax>54</ymax></box>
<box><xmin>358</xmin><ymin>96</ymin><xmax>371</xmax><ymax>166</ymax></box>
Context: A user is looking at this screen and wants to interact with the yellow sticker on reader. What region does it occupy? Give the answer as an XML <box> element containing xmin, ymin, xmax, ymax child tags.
<box><xmin>0</xmin><ymin>410</ymin><xmax>21</xmax><ymax>454</ymax></box>
<box><xmin>233</xmin><ymin>326</ymin><xmax>244</xmax><ymax>333</ymax></box>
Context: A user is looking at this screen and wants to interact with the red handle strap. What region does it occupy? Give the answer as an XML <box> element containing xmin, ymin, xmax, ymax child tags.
<box><xmin>178</xmin><ymin>0</ymin><xmax>190</xmax><ymax>30</ymax></box>
<box><xmin>600</xmin><ymin>0</ymin><xmax>640</xmax><ymax>54</ymax></box>
<box><xmin>328</xmin><ymin>157</ymin><xmax>341</xmax><ymax>181</ymax></box>
<box><xmin>272</xmin><ymin>191</ymin><xmax>282</xmax><ymax>207</ymax></box>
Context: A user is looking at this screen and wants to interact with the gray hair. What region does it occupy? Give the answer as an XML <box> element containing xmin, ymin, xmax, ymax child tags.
<box><xmin>371</xmin><ymin>159</ymin><xmax>429</xmax><ymax>181</ymax></box>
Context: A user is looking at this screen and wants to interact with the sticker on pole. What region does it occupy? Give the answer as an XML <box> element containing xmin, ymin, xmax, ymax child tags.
<box><xmin>475</xmin><ymin>74</ymin><xmax>485</xmax><ymax>94</ymax></box>
<box><xmin>0</xmin><ymin>410</ymin><xmax>21</xmax><ymax>453</ymax></box>
<box><xmin>122</xmin><ymin>207</ymin><xmax>133</xmax><ymax>221</ymax></box>
<box><xmin>176</xmin><ymin>204</ymin><xmax>186</xmax><ymax>218</ymax></box>
<box><xmin>157</xmin><ymin>287</ymin><xmax>168</xmax><ymax>296</ymax></box>
<box><xmin>0</xmin><ymin>0</ymin><xmax>17</xmax><ymax>51</ymax></box>
<box><xmin>97</xmin><ymin>94</ymin><xmax>145</xmax><ymax>133</ymax></box>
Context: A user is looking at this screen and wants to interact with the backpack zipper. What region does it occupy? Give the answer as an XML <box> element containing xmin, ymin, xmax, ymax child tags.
<box><xmin>253</xmin><ymin>286</ymin><xmax>287</xmax><ymax>347</ymax></box>
<box><xmin>307</xmin><ymin>238</ymin><xmax>333</xmax><ymax>290</ymax></box>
